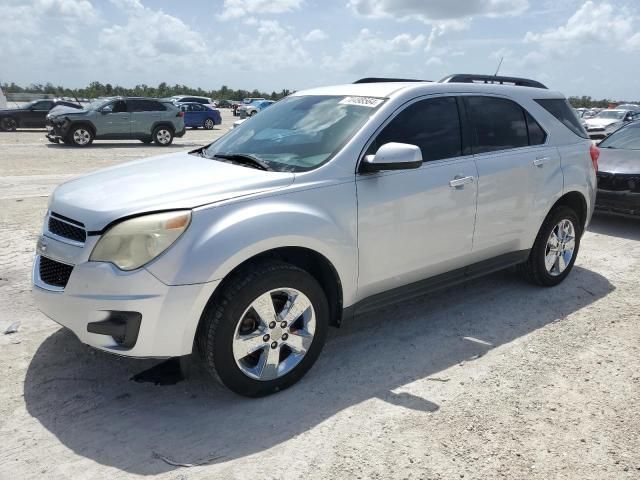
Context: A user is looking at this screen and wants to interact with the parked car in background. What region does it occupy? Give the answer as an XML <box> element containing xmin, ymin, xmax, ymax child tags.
<box><xmin>33</xmin><ymin>74</ymin><xmax>596</xmax><ymax>397</ymax></box>
<box><xmin>178</xmin><ymin>102</ymin><xmax>222</xmax><ymax>129</ymax></box>
<box><xmin>0</xmin><ymin>85</ymin><xmax>6</xmax><ymax>109</ymax></box>
<box><xmin>169</xmin><ymin>95</ymin><xmax>213</xmax><ymax>106</ymax></box>
<box><xmin>595</xmin><ymin>121</ymin><xmax>640</xmax><ymax>216</ymax></box>
<box><xmin>237</xmin><ymin>99</ymin><xmax>275</xmax><ymax>117</ymax></box>
<box><xmin>0</xmin><ymin>99</ymin><xmax>81</xmax><ymax>131</ymax></box>
<box><xmin>45</xmin><ymin>97</ymin><xmax>185</xmax><ymax>146</ymax></box>
<box><xmin>616</xmin><ymin>104</ymin><xmax>640</xmax><ymax>111</ymax></box>
<box><xmin>584</xmin><ymin>109</ymin><xmax>640</xmax><ymax>138</ymax></box>
<box><xmin>215</xmin><ymin>99</ymin><xmax>234</xmax><ymax>108</ymax></box>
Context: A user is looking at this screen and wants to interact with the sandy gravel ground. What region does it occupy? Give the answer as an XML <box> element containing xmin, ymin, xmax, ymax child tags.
<box><xmin>0</xmin><ymin>111</ymin><xmax>639</xmax><ymax>480</ymax></box>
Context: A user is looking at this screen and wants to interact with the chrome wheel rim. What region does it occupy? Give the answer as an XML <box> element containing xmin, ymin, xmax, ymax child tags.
<box><xmin>545</xmin><ymin>219</ymin><xmax>576</xmax><ymax>276</ymax></box>
<box><xmin>156</xmin><ymin>129</ymin><xmax>171</xmax><ymax>144</ymax></box>
<box><xmin>232</xmin><ymin>288</ymin><xmax>316</xmax><ymax>381</ymax></box>
<box><xmin>204</xmin><ymin>119</ymin><xmax>214</xmax><ymax>129</ymax></box>
<box><xmin>73</xmin><ymin>128</ymin><xmax>90</xmax><ymax>145</ymax></box>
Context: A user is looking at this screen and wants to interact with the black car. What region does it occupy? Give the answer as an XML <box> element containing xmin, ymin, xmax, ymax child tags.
<box><xmin>595</xmin><ymin>121</ymin><xmax>640</xmax><ymax>216</ymax></box>
<box><xmin>0</xmin><ymin>99</ymin><xmax>81</xmax><ymax>131</ymax></box>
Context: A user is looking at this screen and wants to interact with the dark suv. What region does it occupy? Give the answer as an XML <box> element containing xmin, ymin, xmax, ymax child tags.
<box><xmin>45</xmin><ymin>97</ymin><xmax>186</xmax><ymax>147</ymax></box>
<box><xmin>0</xmin><ymin>99</ymin><xmax>81</xmax><ymax>131</ymax></box>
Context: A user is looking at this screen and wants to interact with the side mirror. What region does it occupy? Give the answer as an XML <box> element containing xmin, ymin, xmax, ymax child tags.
<box><xmin>360</xmin><ymin>142</ymin><xmax>423</xmax><ymax>173</ymax></box>
<box><xmin>101</xmin><ymin>105</ymin><xmax>113</xmax><ymax>114</ymax></box>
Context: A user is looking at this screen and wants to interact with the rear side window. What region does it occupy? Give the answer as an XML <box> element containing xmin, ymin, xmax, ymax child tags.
<box><xmin>525</xmin><ymin>110</ymin><xmax>547</xmax><ymax>145</ymax></box>
<box><xmin>465</xmin><ymin>96</ymin><xmax>528</xmax><ymax>153</ymax></box>
<box><xmin>128</xmin><ymin>100</ymin><xmax>166</xmax><ymax>112</ymax></box>
<box><xmin>370</xmin><ymin>96</ymin><xmax>462</xmax><ymax>162</ymax></box>
<box><xmin>535</xmin><ymin>98</ymin><xmax>589</xmax><ymax>139</ymax></box>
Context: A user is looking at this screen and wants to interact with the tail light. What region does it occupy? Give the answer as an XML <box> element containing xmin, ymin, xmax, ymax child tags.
<box><xmin>589</xmin><ymin>143</ymin><xmax>599</xmax><ymax>172</ymax></box>
<box><xmin>177</xmin><ymin>111</ymin><xmax>184</xmax><ymax>117</ymax></box>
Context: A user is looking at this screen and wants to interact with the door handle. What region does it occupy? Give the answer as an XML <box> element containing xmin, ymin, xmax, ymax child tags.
<box><xmin>533</xmin><ymin>156</ymin><xmax>550</xmax><ymax>167</ymax></box>
<box><xmin>449</xmin><ymin>176</ymin><xmax>474</xmax><ymax>188</ymax></box>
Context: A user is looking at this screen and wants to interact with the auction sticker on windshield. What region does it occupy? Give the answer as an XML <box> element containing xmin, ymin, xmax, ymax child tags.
<box><xmin>339</xmin><ymin>96</ymin><xmax>384</xmax><ymax>108</ymax></box>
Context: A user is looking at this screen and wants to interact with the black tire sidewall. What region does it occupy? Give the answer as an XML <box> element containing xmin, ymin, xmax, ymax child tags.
<box><xmin>209</xmin><ymin>268</ymin><xmax>329</xmax><ymax>397</ymax></box>
<box><xmin>533</xmin><ymin>207</ymin><xmax>582</xmax><ymax>286</ymax></box>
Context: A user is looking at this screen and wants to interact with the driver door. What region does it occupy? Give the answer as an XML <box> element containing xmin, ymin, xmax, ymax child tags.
<box><xmin>96</xmin><ymin>99</ymin><xmax>130</xmax><ymax>137</ymax></box>
<box><xmin>23</xmin><ymin>100</ymin><xmax>54</xmax><ymax>127</ymax></box>
<box><xmin>356</xmin><ymin>96</ymin><xmax>478</xmax><ymax>300</ymax></box>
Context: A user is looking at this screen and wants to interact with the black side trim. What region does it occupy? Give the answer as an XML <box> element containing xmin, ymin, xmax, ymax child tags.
<box><xmin>343</xmin><ymin>250</ymin><xmax>530</xmax><ymax>321</ymax></box>
<box><xmin>87</xmin><ymin>311</ymin><xmax>142</xmax><ymax>349</ymax></box>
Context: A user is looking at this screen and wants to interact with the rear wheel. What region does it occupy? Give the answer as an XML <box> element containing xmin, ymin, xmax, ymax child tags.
<box><xmin>153</xmin><ymin>126</ymin><xmax>174</xmax><ymax>146</ymax></box>
<box><xmin>68</xmin><ymin>126</ymin><xmax>93</xmax><ymax>147</ymax></box>
<box><xmin>520</xmin><ymin>206</ymin><xmax>582</xmax><ymax>286</ymax></box>
<box><xmin>0</xmin><ymin>117</ymin><xmax>17</xmax><ymax>131</ymax></box>
<box><xmin>198</xmin><ymin>261</ymin><xmax>329</xmax><ymax>397</ymax></box>
<box><xmin>204</xmin><ymin>118</ymin><xmax>215</xmax><ymax>130</ymax></box>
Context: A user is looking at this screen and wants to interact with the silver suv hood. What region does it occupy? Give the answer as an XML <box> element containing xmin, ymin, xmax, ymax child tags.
<box><xmin>49</xmin><ymin>151</ymin><xmax>294</xmax><ymax>231</ymax></box>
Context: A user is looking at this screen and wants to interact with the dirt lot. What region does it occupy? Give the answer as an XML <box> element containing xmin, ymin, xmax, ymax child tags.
<box><xmin>1</xmin><ymin>111</ymin><xmax>639</xmax><ymax>480</ymax></box>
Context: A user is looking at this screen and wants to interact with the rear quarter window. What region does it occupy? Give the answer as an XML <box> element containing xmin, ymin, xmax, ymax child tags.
<box><xmin>535</xmin><ymin>98</ymin><xmax>589</xmax><ymax>139</ymax></box>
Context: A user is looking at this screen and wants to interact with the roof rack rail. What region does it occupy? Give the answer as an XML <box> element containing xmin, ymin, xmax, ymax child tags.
<box><xmin>439</xmin><ymin>74</ymin><xmax>547</xmax><ymax>89</ymax></box>
<box><xmin>354</xmin><ymin>77</ymin><xmax>430</xmax><ymax>84</ymax></box>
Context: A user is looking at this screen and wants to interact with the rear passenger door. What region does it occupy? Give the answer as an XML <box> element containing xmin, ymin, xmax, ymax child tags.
<box><xmin>356</xmin><ymin>96</ymin><xmax>478</xmax><ymax>299</ymax></box>
<box><xmin>129</xmin><ymin>99</ymin><xmax>165</xmax><ymax>137</ymax></box>
<box><xmin>464</xmin><ymin>95</ymin><xmax>560</xmax><ymax>258</ymax></box>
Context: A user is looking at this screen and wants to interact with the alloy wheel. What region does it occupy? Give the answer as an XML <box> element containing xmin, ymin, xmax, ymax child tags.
<box><xmin>156</xmin><ymin>129</ymin><xmax>172</xmax><ymax>144</ymax></box>
<box><xmin>544</xmin><ymin>219</ymin><xmax>576</xmax><ymax>276</ymax></box>
<box><xmin>204</xmin><ymin>119</ymin><xmax>214</xmax><ymax>129</ymax></box>
<box><xmin>232</xmin><ymin>288</ymin><xmax>316</xmax><ymax>381</ymax></box>
<box><xmin>1</xmin><ymin>118</ymin><xmax>17</xmax><ymax>131</ymax></box>
<box><xmin>73</xmin><ymin>128</ymin><xmax>91</xmax><ymax>145</ymax></box>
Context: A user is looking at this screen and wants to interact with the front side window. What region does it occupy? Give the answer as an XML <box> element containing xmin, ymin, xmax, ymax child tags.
<box><xmin>367</xmin><ymin>96</ymin><xmax>462</xmax><ymax>161</ymax></box>
<box><xmin>465</xmin><ymin>96</ymin><xmax>528</xmax><ymax>153</ymax></box>
<box><xmin>31</xmin><ymin>100</ymin><xmax>54</xmax><ymax>110</ymax></box>
<box><xmin>203</xmin><ymin>95</ymin><xmax>384</xmax><ymax>172</ymax></box>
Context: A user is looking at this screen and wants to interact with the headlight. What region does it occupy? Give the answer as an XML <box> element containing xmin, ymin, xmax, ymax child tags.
<box><xmin>90</xmin><ymin>210</ymin><xmax>191</xmax><ymax>271</ymax></box>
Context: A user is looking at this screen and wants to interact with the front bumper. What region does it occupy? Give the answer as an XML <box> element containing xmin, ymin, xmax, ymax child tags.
<box><xmin>32</xmin><ymin>233</ymin><xmax>219</xmax><ymax>358</ymax></box>
<box><xmin>595</xmin><ymin>189</ymin><xmax>640</xmax><ymax>216</ymax></box>
<box><xmin>45</xmin><ymin>120</ymin><xmax>69</xmax><ymax>142</ymax></box>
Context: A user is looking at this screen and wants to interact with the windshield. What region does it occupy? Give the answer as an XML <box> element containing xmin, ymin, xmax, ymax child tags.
<box><xmin>598</xmin><ymin>123</ymin><xmax>640</xmax><ymax>150</ymax></box>
<box><xmin>86</xmin><ymin>98</ymin><xmax>114</xmax><ymax>110</ymax></box>
<box><xmin>596</xmin><ymin>110</ymin><xmax>625</xmax><ymax>120</ymax></box>
<box><xmin>203</xmin><ymin>95</ymin><xmax>385</xmax><ymax>172</ymax></box>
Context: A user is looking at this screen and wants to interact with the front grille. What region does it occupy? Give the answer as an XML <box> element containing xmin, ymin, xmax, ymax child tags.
<box><xmin>39</xmin><ymin>256</ymin><xmax>73</xmax><ymax>288</ymax></box>
<box><xmin>597</xmin><ymin>173</ymin><xmax>640</xmax><ymax>193</ymax></box>
<box><xmin>48</xmin><ymin>213</ymin><xmax>86</xmax><ymax>243</ymax></box>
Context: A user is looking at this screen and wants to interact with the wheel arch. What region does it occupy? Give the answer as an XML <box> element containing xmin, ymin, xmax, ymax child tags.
<box><xmin>549</xmin><ymin>190</ymin><xmax>588</xmax><ymax>231</ymax></box>
<box><xmin>151</xmin><ymin>121</ymin><xmax>175</xmax><ymax>133</ymax></box>
<box><xmin>68</xmin><ymin>121</ymin><xmax>96</xmax><ymax>137</ymax></box>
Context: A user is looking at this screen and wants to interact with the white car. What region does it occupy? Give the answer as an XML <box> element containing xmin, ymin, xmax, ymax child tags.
<box><xmin>584</xmin><ymin>109</ymin><xmax>639</xmax><ymax>138</ymax></box>
<box><xmin>33</xmin><ymin>74</ymin><xmax>597</xmax><ymax>396</ymax></box>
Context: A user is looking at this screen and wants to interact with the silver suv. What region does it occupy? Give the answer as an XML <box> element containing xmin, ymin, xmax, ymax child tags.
<box><xmin>32</xmin><ymin>75</ymin><xmax>598</xmax><ymax>396</ymax></box>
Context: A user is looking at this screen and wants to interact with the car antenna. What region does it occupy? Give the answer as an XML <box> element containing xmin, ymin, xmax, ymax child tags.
<box><xmin>494</xmin><ymin>56</ymin><xmax>504</xmax><ymax>76</ymax></box>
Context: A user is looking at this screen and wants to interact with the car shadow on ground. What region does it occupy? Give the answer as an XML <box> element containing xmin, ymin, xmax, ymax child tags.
<box><xmin>44</xmin><ymin>142</ymin><xmax>204</xmax><ymax>149</ymax></box>
<box><xmin>23</xmin><ymin>266</ymin><xmax>613</xmax><ymax>475</ymax></box>
<box><xmin>588</xmin><ymin>213</ymin><xmax>640</xmax><ymax>241</ymax></box>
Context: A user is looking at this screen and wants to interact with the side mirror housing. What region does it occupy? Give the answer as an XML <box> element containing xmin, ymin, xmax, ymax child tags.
<box><xmin>360</xmin><ymin>142</ymin><xmax>423</xmax><ymax>173</ymax></box>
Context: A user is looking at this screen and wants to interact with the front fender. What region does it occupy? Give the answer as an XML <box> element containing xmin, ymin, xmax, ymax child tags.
<box><xmin>146</xmin><ymin>181</ymin><xmax>358</xmax><ymax>305</ymax></box>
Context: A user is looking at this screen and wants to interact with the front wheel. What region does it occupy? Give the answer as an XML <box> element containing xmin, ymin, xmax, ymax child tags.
<box><xmin>198</xmin><ymin>261</ymin><xmax>329</xmax><ymax>397</ymax></box>
<box><xmin>153</xmin><ymin>126</ymin><xmax>174</xmax><ymax>146</ymax></box>
<box><xmin>520</xmin><ymin>206</ymin><xmax>582</xmax><ymax>286</ymax></box>
<box><xmin>68</xmin><ymin>126</ymin><xmax>94</xmax><ymax>147</ymax></box>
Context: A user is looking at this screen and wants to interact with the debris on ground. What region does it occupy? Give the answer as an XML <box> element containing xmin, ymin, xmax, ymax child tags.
<box><xmin>4</xmin><ymin>321</ymin><xmax>20</xmax><ymax>334</ymax></box>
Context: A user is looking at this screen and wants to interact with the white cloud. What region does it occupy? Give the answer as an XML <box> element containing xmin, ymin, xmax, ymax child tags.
<box><xmin>348</xmin><ymin>0</ymin><xmax>529</xmax><ymax>22</ymax></box>
<box><xmin>217</xmin><ymin>0</ymin><xmax>303</xmax><ymax>20</ymax></box>
<box><xmin>323</xmin><ymin>29</ymin><xmax>426</xmax><ymax>74</ymax></box>
<box><xmin>304</xmin><ymin>29</ymin><xmax>328</xmax><ymax>42</ymax></box>
<box><xmin>426</xmin><ymin>57</ymin><xmax>443</xmax><ymax>66</ymax></box>
<box><xmin>524</xmin><ymin>1</ymin><xmax>639</xmax><ymax>52</ymax></box>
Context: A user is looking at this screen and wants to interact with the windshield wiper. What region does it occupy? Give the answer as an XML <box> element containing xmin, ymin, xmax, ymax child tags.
<box><xmin>213</xmin><ymin>153</ymin><xmax>273</xmax><ymax>171</ymax></box>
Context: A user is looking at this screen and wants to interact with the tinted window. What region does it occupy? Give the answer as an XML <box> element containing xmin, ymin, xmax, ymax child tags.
<box><xmin>369</xmin><ymin>96</ymin><xmax>462</xmax><ymax>161</ymax></box>
<box><xmin>465</xmin><ymin>96</ymin><xmax>528</xmax><ymax>153</ymax></box>
<box><xmin>32</xmin><ymin>100</ymin><xmax>54</xmax><ymax>110</ymax></box>
<box><xmin>128</xmin><ymin>99</ymin><xmax>165</xmax><ymax>112</ymax></box>
<box><xmin>112</xmin><ymin>100</ymin><xmax>127</xmax><ymax>113</ymax></box>
<box><xmin>525</xmin><ymin>110</ymin><xmax>546</xmax><ymax>145</ymax></box>
<box><xmin>535</xmin><ymin>98</ymin><xmax>589</xmax><ymax>139</ymax></box>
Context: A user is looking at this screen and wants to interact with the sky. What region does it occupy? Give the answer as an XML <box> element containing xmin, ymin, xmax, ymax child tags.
<box><xmin>1</xmin><ymin>0</ymin><xmax>639</xmax><ymax>99</ymax></box>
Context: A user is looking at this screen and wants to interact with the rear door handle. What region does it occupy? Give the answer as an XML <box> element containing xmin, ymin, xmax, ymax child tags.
<box><xmin>533</xmin><ymin>156</ymin><xmax>550</xmax><ymax>167</ymax></box>
<box><xmin>449</xmin><ymin>176</ymin><xmax>474</xmax><ymax>188</ymax></box>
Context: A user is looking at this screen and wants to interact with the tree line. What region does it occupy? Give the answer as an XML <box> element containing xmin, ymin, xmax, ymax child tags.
<box><xmin>1</xmin><ymin>81</ymin><xmax>292</xmax><ymax>101</ymax></box>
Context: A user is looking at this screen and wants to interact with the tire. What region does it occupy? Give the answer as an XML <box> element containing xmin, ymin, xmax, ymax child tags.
<box><xmin>68</xmin><ymin>125</ymin><xmax>94</xmax><ymax>147</ymax></box>
<box><xmin>0</xmin><ymin>117</ymin><xmax>17</xmax><ymax>132</ymax></box>
<box><xmin>203</xmin><ymin>118</ymin><xmax>215</xmax><ymax>130</ymax></box>
<box><xmin>520</xmin><ymin>206</ymin><xmax>582</xmax><ymax>286</ymax></box>
<box><xmin>153</xmin><ymin>126</ymin><xmax>174</xmax><ymax>146</ymax></box>
<box><xmin>247</xmin><ymin>110</ymin><xmax>255</xmax><ymax>117</ymax></box>
<box><xmin>198</xmin><ymin>261</ymin><xmax>329</xmax><ymax>397</ymax></box>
